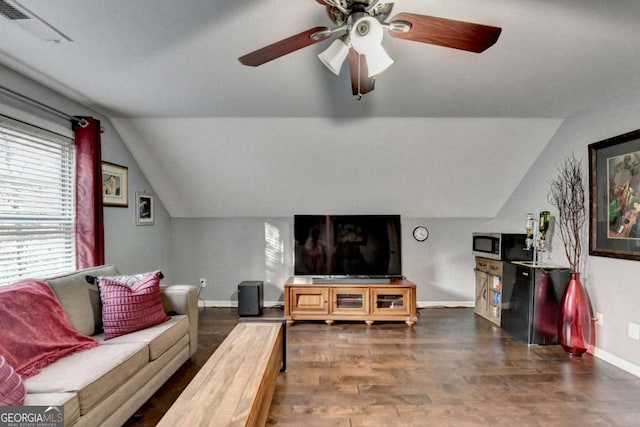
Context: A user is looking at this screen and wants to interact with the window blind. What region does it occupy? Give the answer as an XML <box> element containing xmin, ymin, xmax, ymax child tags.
<box><xmin>0</xmin><ymin>115</ymin><xmax>75</xmax><ymax>285</ymax></box>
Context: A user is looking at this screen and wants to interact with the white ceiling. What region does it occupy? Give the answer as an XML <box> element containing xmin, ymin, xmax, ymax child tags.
<box><xmin>1</xmin><ymin>0</ymin><xmax>639</xmax><ymax>217</ymax></box>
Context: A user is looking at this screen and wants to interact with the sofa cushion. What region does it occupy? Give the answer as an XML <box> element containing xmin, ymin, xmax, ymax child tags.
<box><xmin>24</xmin><ymin>392</ymin><xmax>79</xmax><ymax>427</ymax></box>
<box><xmin>24</xmin><ymin>342</ymin><xmax>148</xmax><ymax>415</ymax></box>
<box><xmin>99</xmin><ymin>271</ymin><xmax>170</xmax><ymax>340</ymax></box>
<box><xmin>73</xmin><ymin>336</ymin><xmax>190</xmax><ymax>427</ymax></box>
<box><xmin>97</xmin><ymin>315</ymin><xmax>189</xmax><ymax>360</ymax></box>
<box><xmin>45</xmin><ymin>265</ymin><xmax>120</xmax><ymax>336</ymax></box>
<box><xmin>0</xmin><ymin>356</ymin><xmax>26</xmax><ymax>406</ymax></box>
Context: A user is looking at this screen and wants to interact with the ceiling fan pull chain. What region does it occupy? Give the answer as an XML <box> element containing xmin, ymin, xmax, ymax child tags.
<box><xmin>356</xmin><ymin>54</ymin><xmax>363</xmax><ymax>100</ymax></box>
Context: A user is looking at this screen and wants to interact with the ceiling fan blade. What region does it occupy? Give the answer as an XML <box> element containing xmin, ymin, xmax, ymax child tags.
<box><xmin>239</xmin><ymin>27</ymin><xmax>331</xmax><ymax>67</ymax></box>
<box><xmin>348</xmin><ymin>48</ymin><xmax>375</xmax><ymax>96</ymax></box>
<box><xmin>388</xmin><ymin>13</ymin><xmax>501</xmax><ymax>53</ymax></box>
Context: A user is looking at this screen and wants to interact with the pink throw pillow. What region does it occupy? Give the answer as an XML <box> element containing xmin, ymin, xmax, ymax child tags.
<box><xmin>99</xmin><ymin>271</ymin><xmax>169</xmax><ymax>340</ymax></box>
<box><xmin>0</xmin><ymin>356</ymin><xmax>26</xmax><ymax>406</ymax></box>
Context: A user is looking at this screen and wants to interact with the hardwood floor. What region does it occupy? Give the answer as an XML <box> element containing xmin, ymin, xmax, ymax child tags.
<box><xmin>125</xmin><ymin>307</ymin><xmax>640</xmax><ymax>426</ymax></box>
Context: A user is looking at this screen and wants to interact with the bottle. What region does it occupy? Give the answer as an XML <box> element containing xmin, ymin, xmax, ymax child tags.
<box><xmin>525</xmin><ymin>213</ymin><xmax>535</xmax><ymax>238</ymax></box>
<box><xmin>539</xmin><ymin>211</ymin><xmax>550</xmax><ymax>234</ymax></box>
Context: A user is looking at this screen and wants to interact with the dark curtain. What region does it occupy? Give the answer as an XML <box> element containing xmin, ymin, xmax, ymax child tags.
<box><xmin>73</xmin><ymin>117</ymin><xmax>105</xmax><ymax>268</ymax></box>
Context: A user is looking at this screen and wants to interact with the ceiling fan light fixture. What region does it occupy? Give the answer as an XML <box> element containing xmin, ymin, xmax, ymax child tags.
<box><xmin>318</xmin><ymin>38</ymin><xmax>349</xmax><ymax>75</ymax></box>
<box><xmin>363</xmin><ymin>45</ymin><xmax>394</xmax><ymax>77</ymax></box>
<box><xmin>349</xmin><ymin>16</ymin><xmax>393</xmax><ymax>77</ymax></box>
<box><xmin>350</xmin><ymin>16</ymin><xmax>384</xmax><ymax>55</ymax></box>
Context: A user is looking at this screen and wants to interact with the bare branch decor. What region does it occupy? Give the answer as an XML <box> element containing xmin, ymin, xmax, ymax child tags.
<box><xmin>548</xmin><ymin>154</ymin><xmax>586</xmax><ymax>273</ymax></box>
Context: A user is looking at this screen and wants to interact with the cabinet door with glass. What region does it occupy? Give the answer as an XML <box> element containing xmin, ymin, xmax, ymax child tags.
<box><xmin>486</xmin><ymin>259</ymin><xmax>503</xmax><ymax>325</ymax></box>
<box><xmin>487</xmin><ymin>286</ymin><xmax>501</xmax><ymax>324</ymax></box>
<box><xmin>330</xmin><ymin>287</ymin><xmax>369</xmax><ymax>315</ymax></box>
<box><xmin>370</xmin><ymin>288</ymin><xmax>411</xmax><ymax>316</ymax></box>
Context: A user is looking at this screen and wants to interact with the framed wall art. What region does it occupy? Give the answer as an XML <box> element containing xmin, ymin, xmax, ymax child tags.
<box><xmin>588</xmin><ymin>128</ymin><xmax>640</xmax><ymax>260</ymax></box>
<box><xmin>102</xmin><ymin>162</ymin><xmax>128</xmax><ymax>207</ymax></box>
<box><xmin>136</xmin><ymin>192</ymin><xmax>154</xmax><ymax>226</ymax></box>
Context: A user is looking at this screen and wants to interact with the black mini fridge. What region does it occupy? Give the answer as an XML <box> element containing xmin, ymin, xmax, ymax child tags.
<box><xmin>501</xmin><ymin>263</ymin><xmax>570</xmax><ymax>345</ymax></box>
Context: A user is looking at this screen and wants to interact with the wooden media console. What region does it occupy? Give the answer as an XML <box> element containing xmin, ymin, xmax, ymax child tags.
<box><xmin>284</xmin><ymin>277</ymin><xmax>418</xmax><ymax>327</ymax></box>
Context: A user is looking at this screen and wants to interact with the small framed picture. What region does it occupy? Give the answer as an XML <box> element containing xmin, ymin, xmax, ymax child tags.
<box><xmin>102</xmin><ymin>162</ymin><xmax>128</xmax><ymax>207</ymax></box>
<box><xmin>136</xmin><ymin>192</ymin><xmax>154</xmax><ymax>226</ymax></box>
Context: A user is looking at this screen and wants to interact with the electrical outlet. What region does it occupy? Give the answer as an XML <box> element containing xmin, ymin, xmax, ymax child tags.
<box><xmin>199</xmin><ymin>278</ymin><xmax>207</xmax><ymax>288</ymax></box>
<box><xmin>594</xmin><ymin>312</ymin><xmax>603</xmax><ymax>326</ymax></box>
<box><xmin>629</xmin><ymin>322</ymin><xmax>640</xmax><ymax>341</ymax></box>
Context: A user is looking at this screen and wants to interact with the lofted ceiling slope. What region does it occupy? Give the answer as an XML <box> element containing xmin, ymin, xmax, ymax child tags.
<box><xmin>110</xmin><ymin>117</ymin><xmax>563</xmax><ymax>218</ymax></box>
<box><xmin>1</xmin><ymin>1</ymin><xmax>639</xmax><ymax>217</ymax></box>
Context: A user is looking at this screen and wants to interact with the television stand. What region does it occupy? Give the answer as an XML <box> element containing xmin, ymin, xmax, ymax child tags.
<box><xmin>312</xmin><ymin>277</ymin><xmax>391</xmax><ymax>284</ymax></box>
<box><xmin>284</xmin><ymin>276</ymin><xmax>417</xmax><ymax>327</ymax></box>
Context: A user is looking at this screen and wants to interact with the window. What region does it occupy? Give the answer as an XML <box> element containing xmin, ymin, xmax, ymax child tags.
<box><xmin>0</xmin><ymin>115</ymin><xmax>75</xmax><ymax>285</ymax></box>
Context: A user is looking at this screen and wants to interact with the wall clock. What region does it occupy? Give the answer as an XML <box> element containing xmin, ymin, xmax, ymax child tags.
<box><xmin>413</xmin><ymin>226</ymin><xmax>429</xmax><ymax>242</ymax></box>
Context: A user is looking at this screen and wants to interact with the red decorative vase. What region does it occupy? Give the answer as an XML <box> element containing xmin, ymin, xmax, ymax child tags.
<box><xmin>558</xmin><ymin>273</ymin><xmax>591</xmax><ymax>356</ymax></box>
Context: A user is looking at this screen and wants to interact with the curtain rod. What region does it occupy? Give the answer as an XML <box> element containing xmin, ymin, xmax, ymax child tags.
<box><xmin>0</xmin><ymin>84</ymin><xmax>89</xmax><ymax>128</ymax></box>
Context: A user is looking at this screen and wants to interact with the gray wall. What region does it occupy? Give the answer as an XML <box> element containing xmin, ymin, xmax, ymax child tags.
<box><xmin>494</xmin><ymin>88</ymin><xmax>640</xmax><ymax>372</ymax></box>
<box><xmin>0</xmin><ymin>64</ymin><xmax>174</xmax><ymax>280</ymax></box>
<box><xmin>170</xmin><ymin>217</ymin><xmax>292</xmax><ymax>303</ymax></box>
<box><xmin>169</xmin><ymin>216</ymin><xmax>493</xmax><ymax>305</ymax></box>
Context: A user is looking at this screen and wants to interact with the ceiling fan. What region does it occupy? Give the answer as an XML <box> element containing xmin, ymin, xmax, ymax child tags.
<box><xmin>238</xmin><ymin>0</ymin><xmax>502</xmax><ymax>98</ymax></box>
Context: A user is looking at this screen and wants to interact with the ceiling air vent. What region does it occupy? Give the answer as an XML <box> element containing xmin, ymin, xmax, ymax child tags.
<box><xmin>0</xmin><ymin>0</ymin><xmax>72</xmax><ymax>43</ymax></box>
<box><xmin>0</xmin><ymin>0</ymin><xmax>29</xmax><ymax>20</ymax></box>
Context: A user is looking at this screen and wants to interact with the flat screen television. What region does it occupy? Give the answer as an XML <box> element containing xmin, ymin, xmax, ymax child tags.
<box><xmin>294</xmin><ymin>215</ymin><xmax>402</xmax><ymax>277</ymax></box>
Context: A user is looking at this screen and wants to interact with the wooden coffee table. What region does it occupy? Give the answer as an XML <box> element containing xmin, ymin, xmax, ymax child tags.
<box><xmin>157</xmin><ymin>320</ymin><xmax>284</xmax><ymax>427</ymax></box>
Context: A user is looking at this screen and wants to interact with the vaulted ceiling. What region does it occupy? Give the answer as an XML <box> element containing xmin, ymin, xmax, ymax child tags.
<box><xmin>2</xmin><ymin>0</ymin><xmax>640</xmax><ymax>217</ymax></box>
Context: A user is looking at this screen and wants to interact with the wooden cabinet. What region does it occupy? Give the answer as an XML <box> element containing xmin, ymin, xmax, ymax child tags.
<box><xmin>284</xmin><ymin>277</ymin><xmax>417</xmax><ymax>327</ymax></box>
<box><xmin>289</xmin><ymin>287</ymin><xmax>329</xmax><ymax>315</ymax></box>
<box><xmin>474</xmin><ymin>259</ymin><xmax>489</xmax><ymax>319</ymax></box>
<box><xmin>474</xmin><ymin>257</ymin><xmax>503</xmax><ymax>326</ymax></box>
<box><xmin>331</xmin><ymin>287</ymin><xmax>369</xmax><ymax>316</ymax></box>
<box><xmin>371</xmin><ymin>288</ymin><xmax>411</xmax><ymax>316</ymax></box>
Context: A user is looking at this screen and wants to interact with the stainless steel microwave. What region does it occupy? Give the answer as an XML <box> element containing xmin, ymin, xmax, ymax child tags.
<box><xmin>472</xmin><ymin>233</ymin><xmax>533</xmax><ymax>261</ymax></box>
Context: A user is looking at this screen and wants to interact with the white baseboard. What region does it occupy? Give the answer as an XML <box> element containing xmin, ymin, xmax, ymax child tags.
<box><xmin>592</xmin><ymin>347</ymin><xmax>640</xmax><ymax>378</ymax></box>
<box><xmin>417</xmin><ymin>301</ymin><xmax>475</xmax><ymax>308</ymax></box>
<box><xmin>198</xmin><ymin>300</ymin><xmax>283</xmax><ymax>308</ymax></box>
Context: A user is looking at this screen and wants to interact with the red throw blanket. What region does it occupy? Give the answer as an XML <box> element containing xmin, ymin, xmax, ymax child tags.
<box><xmin>0</xmin><ymin>280</ymin><xmax>98</xmax><ymax>378</ymax></box>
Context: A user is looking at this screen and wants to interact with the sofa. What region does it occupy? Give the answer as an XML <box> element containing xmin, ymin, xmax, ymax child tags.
<box><xmin>3</xmin><ymin>265</ymin><xmax>198</xmax><ymax>427</ymax></box>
